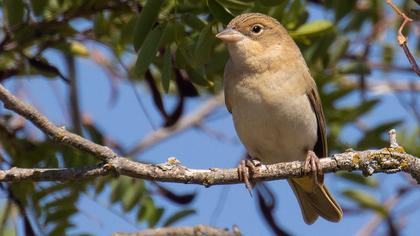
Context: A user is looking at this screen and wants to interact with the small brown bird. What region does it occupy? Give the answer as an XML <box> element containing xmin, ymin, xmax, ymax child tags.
<box><xmin>216</xmin><ymin>13</ymin><xmax>343</xmax><ymax>224</ymax></box>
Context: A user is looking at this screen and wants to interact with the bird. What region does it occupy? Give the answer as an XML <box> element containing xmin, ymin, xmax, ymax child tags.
<box><xmin>216</xmin><ymin>13</ymin><xmax>343</xmax><ymax>224</ymax></box>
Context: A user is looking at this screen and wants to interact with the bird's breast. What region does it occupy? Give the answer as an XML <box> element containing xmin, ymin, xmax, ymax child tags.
<box><xmin>226</xmin><ymin>71</ymin><xmax>318</xmax><ymax>164</ymax></box>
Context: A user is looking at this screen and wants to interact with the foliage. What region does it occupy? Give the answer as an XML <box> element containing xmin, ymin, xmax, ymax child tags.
<box><xmin>0</xmin><ymin>0</ymin><xmax>418</xmax><ymax>235</ymax></box>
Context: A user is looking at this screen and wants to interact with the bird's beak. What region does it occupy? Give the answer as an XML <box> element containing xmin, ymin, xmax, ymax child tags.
<box><xmin>216</xmin><ymin>28</ymin><xmax>244</xmax><ymax>43</ymax></box>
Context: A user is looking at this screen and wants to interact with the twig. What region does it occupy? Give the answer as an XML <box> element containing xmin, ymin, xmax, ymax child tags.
<box><xmin>113</xmin><ymin>225</ymin><xmax>242</xmax><ymax>236</ymax></box>
<box><xmin>386</xmin><ymin>0</ymin><xmax>420</xmax><ymax>77</ymax></box>
<box><xmin>0</xmin><ymin>84</ymin><xmax>420</xmax><ymax>185</ymax></box>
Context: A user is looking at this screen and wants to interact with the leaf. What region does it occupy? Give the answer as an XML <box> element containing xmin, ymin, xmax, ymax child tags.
<box><xmin>336</xmin><ymin>172</ymin><xmax>379</xmax><ymax>188</ymax></box>
<box><xmin>83</xmin><ymin>122</ymin><xmax>104</xmax><ymax>145</ymax></box>
<box><xmin>290</xmin><ymin>20</ymin><xmax>334</xmax><ymax>38</ymax></box>
<box><xmin>330</xmin><ymin>37</ymin><xmax>350</xmax><ymax>64</ymax></box>
<box><xmin>339</xmin><ymin>62</ymin><xmax>371</xmax><ymax>75</ymax></box>
<box><xmin>161</xmin><ymin>46</ymin><xmax>172</xmax><ymax>93</ymax></box>
<box><xmin>122</xmin><ymin>181</ymin><xmax>145</xmax><ymax>211</ymax></box>
<box><xmin>148</xmin><ymin>207</ymin><xmax>165</xmax><ymax>227</ymax></box>
<box><xmin>181</xmin><ymin>13</ymin><xmax>206</xmax><ymax>31</ymax></box>
<box><xmin>206</xmin><ymin>0</ymin><xmax>234</xmax><ymax>25</ymax></box>
<box><xmin>4</xmin><ymin>0</ymin><xmax>25</xmax><ymax>28</ymax></box>
<box><xmin>163</xmin><ymin>209</ymin><xmax>196</xmax><ymax>226</ymax></box>
<box><xmin>258</xmin><ymin>0</ymin><xmax>283</xmax><ymax>7</ymax></box>
<box><xmin>133</xmin><ymin>0</ymin><xmax>166</xmax><ymax>51</ymax></box>
<box><xmin>186</xmin><ymin>66</ymin><xmax>213</xmax><ymax>87</ymax></box>
<box><xmin>137</xmin><ymin>195</ymin><xmax>155</xmax><ymax>222</ymax></box>
<box><xmin>342</xmin><ymin>190</ymin><xmax>388</xmax><ymax>216</ymax></box>
<box><xmin>30</xmin><ymin>0</ymin><xmax>49</xmax><ymax>17</ymax></box>
<box><xmin>217</xmin><ymin>0</ymin><xmax>253</xmax><ymax>9</ymax></box>
<box><xmin>155</xmin><ymin>184</ymin><xmax>196</xmax><ymax>205</ymax></box>
<box><xmin>135</xmin><ymin>23</ymin><xmax>165</xmax><ymax>76</ymax></box>
<box><xmin>193</xmin><ymin>24</ymin><xmax>215</xmax><ymax>67</ymax></box>
<box><xmin>110</xmin><ymin>177</ymin><xmax>131</xmax><ymax>203</ymax></box>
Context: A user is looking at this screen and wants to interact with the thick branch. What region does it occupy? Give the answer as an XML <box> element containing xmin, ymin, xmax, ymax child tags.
<box><xmin>113</xmin><ymin>225</ymin><xmax>242</xmax><ymax>236</ymax></box>
<box><xmin>0</xmin><ymin>149</ymin><xmax>419</xmax><ymax>184</ymax></box>
<box><xmin>0</xmin><ymin>84</ymin><xmax>419</xmax><ymax>185</ymax></box>
<box><xmin>0</xmin><ymin>85</ymin><xmax>117</xmax><ymax>161</ymax></box>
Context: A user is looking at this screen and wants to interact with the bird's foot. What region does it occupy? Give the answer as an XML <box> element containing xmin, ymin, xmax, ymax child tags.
<box><xmin>238</xmin><ymin>158</ymin><xmax>261</xmax><ymax>196</ymax></box>
<box><xmin>304</xmin><ymin>150</ymin><xmax>323</xmax><ymax>186</ymax></box>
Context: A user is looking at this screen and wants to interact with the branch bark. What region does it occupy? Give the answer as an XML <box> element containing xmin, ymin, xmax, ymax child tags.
<box><xmin>113</xmin><ymin>225</ymin><xmax>242</xmax><ymax>236</ymax></box>
<box><xmin>0</xmin><ymin>84</ymin><xmax>419</xmax><ymax>185</ymax></box>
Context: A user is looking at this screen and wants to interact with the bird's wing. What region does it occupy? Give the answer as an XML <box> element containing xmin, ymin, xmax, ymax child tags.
<box><xmin>305</xmin><ymin>76</ymin><xmax>328</xmax><ymax>158</ymax></box>
<box><xmin>223</xmin><ymin>60</ymin><xmax>233</xmax><ymax>113</ymax></box>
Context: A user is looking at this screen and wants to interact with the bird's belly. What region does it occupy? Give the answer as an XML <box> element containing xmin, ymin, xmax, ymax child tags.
<box><xmin>231</xmin><ymin>92</ymin><xmax>318</xmax><ymax>164</ymax></box>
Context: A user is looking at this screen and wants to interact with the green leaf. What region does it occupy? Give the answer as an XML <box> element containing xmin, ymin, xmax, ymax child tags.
<box><xmin>339</xmin><ymin>62</ymin><xmax>371</xmax><ymax>74</ymax></box>
<box><xmin>30</xmin><ymin>0</ymin><xmax>48</xmax><ymax>17</ymax></box>
<box><xmin>186</xmin><ymin>67</ymin><xmax>213</xmax><ymax>87</ymax></box>
<box><xmin>336</xmin><ymin>172</ymin><xmax>379</xmax><ymax>188</ymax></box>
<box><xmin>206</xmin><ymin>0</ymin><xmax>234</xmax><ymax>25</ymax></box>
<box><xmin>217</xmin><ymin>0</ymin><xmax>253</xmax><ymax>9</ymax></box>
<box><xmin>133</xmin><ymin>0</ymin><xmax>166</xmax><ymax>51</ymax></box>
<box><xmin>330</xmin><ymin>37</ymin><xmax>350</xmax><ymax>64</ymax></box>
<box><xmin>163</xmin><ymin>209</ymin><xmax>196</xmax><ymax>226</ymax></box>
<box><xmin>290</xmin><ymin>20</ymin><xmax>334</xmax><ymax>38</ymax></box>
<box><xmin>135</xmin><ymin>23</ymin><xmax>165</xmax><ymax>76</ymax></box>
<box><xmin>342</xmin><ymin>190</ymin><xmax>388</xmax><ymax>216</ymax></box>
<box><xmin>122</xmin><ymin>181</ymin><xmax>145</xmax><ymax>212</ymax></box>
<box><xmin>193</xmin><ymin>24</ymin><xmax>214</xmax><ymax>67</ymax></box>
<box><xmin>137</xmin><ymin>195</ymin><xmax>155</xmax><ymax>222</ymax></box>
<box><xmin>4</xmin><ymin>0</ymin><xmax>25</xmax><ymax>28</ymax></box>
<box><xmin>148</xmin><ymin>207</ymin><xmax>165</xmax><ymax>227</ymax></box>
<box><xmin>258</xmin><ymin>0</ymin><xmax>284</xmax><ymax>7</ymax></box>
<box><xmin>161</xmin><ymin>46</ymin><xmax>172</xmax><ymax>93</ymax></box>
<box><xmin>110</xmin><ymin>177</ymin><xmax>131</xmax><ymax>203</ymax></box>
<box><xmin>181</xmin><ymin>13</ymin><xmax>206</xmax><ymax>31</ymax></box>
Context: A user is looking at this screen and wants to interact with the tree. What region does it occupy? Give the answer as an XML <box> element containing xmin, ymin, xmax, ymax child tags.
<box><xmin>0</xmin><ymin>0</ymin><xmax>419</xmax><ymax>235</ymax></box>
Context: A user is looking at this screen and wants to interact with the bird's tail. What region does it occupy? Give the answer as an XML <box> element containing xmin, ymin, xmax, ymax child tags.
<box><xmin>288</xmin><ymin>177</ymin><xmax>343</xmax><ymax>224</ymax></box>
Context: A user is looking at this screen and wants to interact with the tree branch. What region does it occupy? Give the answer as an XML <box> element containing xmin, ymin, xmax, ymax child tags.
<box><xmin>386</xmin><ymin>0</ymin><xmax>420</xmax><ymax>78</ymax></box>
<box><xmin>0</xmin><ymin>84</ymin><xmax>419</xmax><ymax>185</ymax></box>
<box><xmin>0</xmin><ymin>148</ymin><xmax>419</xmax><ymax>184</ymax></box>
<box><xmin>113</xmin><ymin>225</ymin><xmax>242</xmax><ymax>236</ymax></box>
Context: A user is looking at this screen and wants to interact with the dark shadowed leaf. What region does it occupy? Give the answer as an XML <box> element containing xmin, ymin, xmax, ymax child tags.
<box><xmin>163</xmin><ymin>209</ymin><xmax>196</xmax><ymax>227</ymax></box>
<box><xmin>206</xmin><ymin>0</ymin><xmax>234</xmax><ymax>25</ymax></box>
<box><xmin>161</xmin><ymin>46</ymin><xmax>172</xmax><ymax>93</ymax></box>
<box><xmin>155</xmin><ymin>183</ymin><xmax>196</xmax><ymax>205</ymax></box>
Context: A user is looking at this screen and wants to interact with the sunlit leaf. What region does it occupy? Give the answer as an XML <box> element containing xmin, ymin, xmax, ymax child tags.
<box><xmin>290</xmin><ymin>20</ymin><xmax>334</xmax><ymax>38</ymax></box>
<box><xmin>133</xmin><ymin>0</ymin><xmax>166</xmax><ymax>51</ymax></box>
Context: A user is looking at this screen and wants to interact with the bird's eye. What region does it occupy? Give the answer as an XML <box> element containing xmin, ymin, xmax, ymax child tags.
<box><xmin>251</xmin><ymin>24</ymin><xmax>263</xmax><ymax>34</ymax></box>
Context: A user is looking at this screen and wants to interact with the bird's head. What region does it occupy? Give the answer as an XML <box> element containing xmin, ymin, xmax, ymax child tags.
<box><xmin>216</xmin><ymin>13</ymin><xmax>299</xmax><ymax>70</ymax></box>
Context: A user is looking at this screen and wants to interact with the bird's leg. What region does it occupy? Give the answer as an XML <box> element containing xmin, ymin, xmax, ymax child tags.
<box><xmin>304</xmin><ymin>150</ymin><xmax>323</xmax><ymax>186</ymax></box>
<box><xmin>238</xmin><ymin>156</ymin><xmax>261</xmax><ymax>196</ymax></box>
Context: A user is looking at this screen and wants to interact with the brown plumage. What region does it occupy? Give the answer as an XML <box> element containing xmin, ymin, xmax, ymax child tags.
<box><xmin>217</xmin><ymin>13</ymin><xmax>342</xmax><ymax>224</ymax></box>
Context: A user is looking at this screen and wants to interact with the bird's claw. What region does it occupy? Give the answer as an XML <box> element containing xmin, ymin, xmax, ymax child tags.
<box><xmin>304</xmin><ymin>150</ymin><xmax>323</xmax><ymax>186</ymax></box>
<box><xmin>238</xmin><ymin>158</ymin><xmax>260</xmax><ymax>196</ymax></box>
